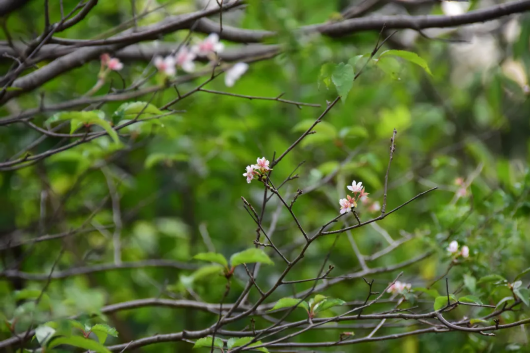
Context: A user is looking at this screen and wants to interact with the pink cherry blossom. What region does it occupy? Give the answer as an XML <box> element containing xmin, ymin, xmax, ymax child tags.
<box><xmin>461</xmin><ymin>245</ymin><xmax>470</xmax><ymax>258</ymax></box>
<box><xmin>454</xmin><ymin>177</ymin><xmax>464</xmax><ymax>186</ymax></box>
<box><xmin>225</xmin><ymin>63</ymin><xmax>248</xmax><ymax>87</ymax></box>
<box><xmin>447</xmin><ymin>240</ymin><xmax>459</xmax><ymax>254</ymax></box>
<box><xmin>154</xmin><ymin>55</ymin><xmax>176</xmax><ymax>76</ymax></box>
<box><xmin>387</xmin><ymin>281</ymin><xmax>411</xmax><ymax>294</ymax></box>
<box><xmin>360</xmin><ymin>195</ymin><xmax>369</xmax><ymax>205</ymax></box>
<box><xmin>347</xmin><ymin>180</ymin><xmax>363</xmax><ymax>193</ymax></box>
<box><xmin>175</xmin><ymin>46</ymin><xmax>196</xmax><ymax>73</ymax></box>
<box><xmin>339</xmin><ymin>195</ymin><xmax>356</xmax><ymax>214</ymax></box>
<box><xmin>339</xmin><ymin>198</ymin><xmax>352</xmax><ymax>214</ymax></box>
<box><xmin>243</xmin><ymin>165</ymin><xmax>257</xmax><ymax>183</ymax></box>
<box><xmin>254</xmin><ymin>157</ymin><xmax>270</xmax><ymax>172</ymax></box>
<box><xmin>107</xmin><ymin>58</ymin><xmax>123</xmax><ymax>71</ymax></box>
<box><xmin>369</xmin><ymin>201</ymin><xmax>381</xmax><ymax>212</ymax></box>
<box><xmin>456</xmin><ymin>187</ymin><xmax>467</xmax><ymax>198</ymax></box>
<box><xmin>192</xmin><ymin>33</ymin><xmax>224</xmax><ymax>56</ymax></box>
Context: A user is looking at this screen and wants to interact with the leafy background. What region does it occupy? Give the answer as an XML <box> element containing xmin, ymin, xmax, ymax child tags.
<box><xmin>1</xmin><ymin>0</ymin><xmax>530</xmax><ymax>352</ymax></box>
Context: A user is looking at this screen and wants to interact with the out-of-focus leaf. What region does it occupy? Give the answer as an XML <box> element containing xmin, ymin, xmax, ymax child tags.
<box><xmin>379</xmin><ymin>50</ymin><xmax>432</xmax><ymax>75</ymax></box>
<box><xmin>496</xmin><ymin>296</ymin><xmax>515</xmax><ymax>308</ymax></box>
<box><xmin>514</xmin><ymin>288</ymin><xmax>530</xmax><ymax>306</ymax></box>
<box><xmin>470</xmin><ymin>319</ymin><xmax>490</xmax><ymax>325</ymax></box>
<box><xmin>270</xmin><ymin>298</ymin><xmax>309</xmax><ymax>312</ymax></box>
<box><xmin>90</xmin><ymin>324</ymin><xmax>118</xmax><ymax>344</ymax></box>
<box><xmin>463</xmin><ymin>274</ymin><xmax>477</xmax><ymax>293</ymax></box>
<box><xmin>230</xmin><ymin>248</ymin><xmax>273</xmax><ymax>267</ymax></box>
<box><xmin>413</xmin><ymin>287</ymin><xmax>439</xmax><ymax>298</ymax></box>
<box><xmin>35</xmin><ymin>325</ymin><xmax>55</xmax><ymax>346</ymax></box>
<box><xmin>193</xmin><ymin>336</ymin><xmax>223</xmax><ymax>349</ymax></box>
<box><xmin>459</xmin><ymin>295</ymin><xmax>483</xmax><ymax>305</ymax></box>
<box><xmin>45</xmin><ymin>111</ymin><xmax>104</xmax><ymax>126</ymax></box>
<box><xmin>318</xmin><ymin>63</ymin><xmax>335</xmax><ymax>90</ymax></box>
<box><xmin>375</xmin><ymin>56</ymin><xmax>401</xmax><ymax>80</ymax></box>
<box><xmin>434</xmin><ymin>295</ymin><xmax>456</xmax><ymax>311</ymax></box>
<box><xmin>313</xmin><ymin>298</ymin><xmax>346</xmax><ymax>313</ymax></box>
<box><xmin>332</xmin><ymin>62</ymin><xmax>354</xmax><ymax>102</ymax></box>
<box><xmin>515</xmin><ymin>267</ymin><xmax>530</xmax><ymax>281</ymax></box>
<box><xmin>194</xmin><ymin>252</ymin><xmax>228</xmax><ymax>268</ymax></box>
<box><xmin>477</xmin><ymin>274</ymin><xmax>506</xmax><ymax>284</ymax></box>
<box><xmin>114</xmin><ymin>101</ymin><xmax>164</xmax><ymax>118</ymax></box>
<box><xmin>48</xmin><ymin>336</ymin><xmax>111</xmax><ymax>352</ymax></box>
<box><xmin>191</xmin><ymin>265</ymin><xmax>225</xmax><ymax>281</ymax></box>
<box><xmin>226</xmin><ymin>337</ymin><xmax>269</xmax><ymax>352</ymax></box>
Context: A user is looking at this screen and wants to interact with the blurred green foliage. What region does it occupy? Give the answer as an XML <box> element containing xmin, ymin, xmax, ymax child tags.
<box><xmin>1</xmin><ymin>0</ymin><xmax>530</xmax><ymax>352</ymax></box>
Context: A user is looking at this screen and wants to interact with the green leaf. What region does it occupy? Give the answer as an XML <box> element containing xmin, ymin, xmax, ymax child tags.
<box><xmin>90</xmin><ymin>324</ymin><xmax>118</xmax><ymax>344</ymax></box>
<box><xmin>193</xmin><ymin>337</ymin><xmax>224</xmax><ymax>349</ymax></box>
<box><xmin>115</xmin><ymin>101</ymin><xmax>164</xmax><ymax>118</ymax></box>
<box><xmin>375</xmin><ymin>56</ymin><xmax>401</xmax><ymax>80</ymax></box>
<box><xmin>513</xmin><ymin>281</ymin><xmax>522</xmax><ymax>289</ymax></box>
<box><xmin>463</xmin><ymin>274</ymin><xmax>477</xmax><ymax>293</ymax></box>
<box><xmin>331</xmin><ymin>62</ymin><xmax>354</xmax><ymax>103</ymax></box>
<box><xmin>495</xmin><ymin>296</ymin><xmax>515</xmax><ymax>308</ymax></box>
<box><xmin>514</xmin><ymin>288</ymin><xmax>530</xmax><ymax>306</ymax></box>
<box><xmin>434</xmin><ymin>295</ymin><xmax>456</xmax><ymax>311</ymax></box>
<box><xmin>379</xmin><ymin>50</ymin><xmax>432</xmax><ymax>76</ymax></box>
<box><xmin>48</xmin><ymin>336</ymin><xmax>111</xmax><ymax>353</ymax></box>
<box><xmin>194</xmin><ymin>252</ymin><xmax>228</xmax><ymax>268</ymax></box>
<box><xmin>230</xmin><ymin>248</ymin><xmax>273</xmax><ymax>268</ymax></box>
<box><xmin>35</xmin><ymin>325</ymin><xmax>55</xmax><ymax>346</ymax></box>
<box><xmin>144</xmin><ymin>153</ymin><xmax>188</xmax><ymax>168</ymax></box>
<box><xmin>313</xmin><ymin>298</ymin><xmax>346</xmax><ymax>314</ymax></box>
<box><xmin>310</xmin><ymin>294</ymin><xmax>328</xmax><ymax>308</ymax></box>
<box><xmin>191</xmin><ymin>265</ymin><xmax>225</xmax><ymax>281</ymax></box>
<box><xmin>70</xmin><ymin>116</ymin><xmax>120</xmax><ymax>144</ymax></box>
<box><xmin>413</xmin><ymin>287</ymin><xmax>439</xmax><ymax>298</ymax></box>
<box><xmin>515</xmin><ymin>267</ymin><xmax>530</xmax><ymax>281</ymax></box>
<box><xmin>347</xmin><ymin>55</ymin><xmax>363</xmax><ymax>70</ymax></box>
<box><xmin>477</xmin><ymin>274</ymin><xmax>506</xmax><ymax>284</ymax></box>
<box><xmin>470</xmin><ymin>319</ymin><xmax>491</xmax><ymax>325</ymax></box>
<box><xmin>270</xmin><ymin>298</ymin><xmax>309</xmax><ymax>312</ymax></box>
<box><xmin>459</xmin><ymin>295</ymin><xmax>483</xmax><ymax>305</ymax></box>
<box><xmin>45</xmin><ymin>110</ymin><xmax>105</xmax><ymax>126</ymax></box>
<box><xmin>318</xmin><ymin>63</ymin><xmax>335</xmax><ymax>90</ymax></box>
<box><xmin>226</xmin><ymin>337</ymin><xmax>269</xmax><ymax>352</ymax></box>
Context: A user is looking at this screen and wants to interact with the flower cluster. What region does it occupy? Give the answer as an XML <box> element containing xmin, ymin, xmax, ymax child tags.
<box><xmin>447</xmin><ymin>240</ymin><xmax>469</xmax><ymax>258</ymax></box>
<box><xmin>339</xmin><ymin>180</ymin><xmax>369</xmax><ymax>214</ymax></box>
<box><xmin>387</xmin><ymin>281</ymin><xmax>412</xmax><ymax>295</ymax></box>
<box><xmin>100</xmin><ymin>54</ymin><xmax>124</xmax><ymax>72</ymax></box>
<box><xmin>243</xmin><ymin>157</ymin><xmax>271</xmax><ymax>183</ymax></box>
<box><xmin>99</xmin><ymin>33</ymin><xmax>248</xmax><ymax>87</ymax></box>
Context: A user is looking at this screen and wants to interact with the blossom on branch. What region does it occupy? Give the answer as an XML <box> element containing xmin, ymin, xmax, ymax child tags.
<box><xmin>175</xmin><ymin>46</ymin><xmax>196</xmax><ymax>73</ymax></box>
<box><xmin>243</xmin><ymin>165</ymin><xmax>257</xmax><ymax>184</ymax></box>
<box><xmin>461</xmin><ymin>245</ymin><xmax>470</xmax><ymax>258</ymax></box>
<box><xmin>347</xmin><ymin>180</ymin><xmax>363</xmax><ymax>193</ymax></box>
<box><xmin>107</xmin><ymin>58</ymin><xmax>124</xmax><ymax>71</ymax></box>
<box><xmin>192</xmin><ymin>33</ymin><xmax>224</xmax><ymax>56</ymax></box>
<box><xmin>339</xmin><ymin>195</ymin><xmax>356</xmax><ymax>214</ymax></box>
<box><xmin>225</xmin><ymin>63</ymin><xmax>249</xmax><ymax>87</ymax></box>
<box><xmin>253</xmin><ymin>157</ymin><xmax>270</xmax><ymax>173</ymax></box>
<box><xmin>243</xmin><ymin>157</ymin><xmax>271</xmax><ymax>183</ymax></box>
<box><xmin>447</xmin><ymin>240</ymin><xmax>459</xmax><ymax>254</ymax></box>
<box><xmin>100</xmin><ymin>53</ymin><xmax>123</xmax><ymax>71</ymax></box>
<box><xmin>387</xmin><ymin>281</ymin><xmax>411</xmax><ymax>294</ymax></box>
<box><xmin>154</xmin><ymin>55</ymin><xmax>176</xmax><ymax>76</ymax></box>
